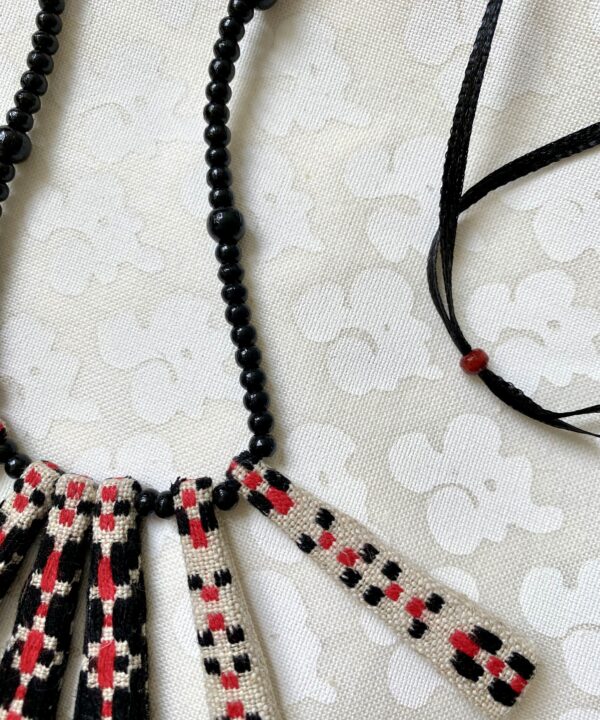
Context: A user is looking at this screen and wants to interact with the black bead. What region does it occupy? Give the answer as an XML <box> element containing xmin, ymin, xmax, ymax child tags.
<box><xmin>228</xmin><ymin>0</ymin><xmax>254</xmax><ymax>23</ymax></box>
<box><xmin>155</xmin><ymin>491</ymin><xmax>175</xmax><ymax>519</ymax></box>
<box><xmin>15</xmin><ymin>90</ymin><xmax>41</xmax><ymax>114</ymax></box>
<box><xmin>210</xmin><ymin>188</ymin><xmax>235</xmax><ymax>209</ymax></box>
<box><xmin>215</xmin><ymin>243</ymin><xmax>240</xmax><ymax>264</ymax></box>
<box><xmin>203</xmin><ymin>102</ymin><xmax>230</xmax><ymax>124</ymax></box>
<box><xmin>135</xmin><ymin>489</ymin><xmax>157</xmax><ymax>517</ymax></box>
<box><xmin>222</xmin><ymin>283</ymin><xmax>247</xmax><ymax>304</ymax></box>
<box><xmin>205</xmin><ymin>123</ymin><xmax>231</xmax><ymax>147</ymax></box>
<box><xmin>208</xmin><ymin>207</ymin><xmax>245</xmax><ymax>242</ymax></box>
<box><xmin>207</xmin><ymin>166</ymin><xmax>232</xmax><ymax>189</ymax></box>
<box><xmin>0</xmin><ymin>183</ymin><xmax>8</xmax><ymax>202</ymax></box>
<box><xmin>218</xmin><ymin>262</ymin><xmax>243</xmax><ymax>284</ymax></box>
<box><xmin>32</xmin><ymin>30</ymin><xmax>59</xmax><ymax>55</ymax></box>
<box><xmin>5</xmin><ymin>453</ymin><xmax>31</xmax><ymax>479</ymax></box>
<box><xmin>209</xmin><ymin>58</ymin><xmax>235</xmax><ymax>83</ymax></box>
<box><xmin>254</xmin><ymin>0</ymin><xmax>278</xmax><ymax>8</ymax></box>
<box><xmin>21</xmin><ymin>71</ymin><xmax>48</xmax><ymax>96</ymax></box>
<box><xmin>39</xmin><ymin>0</ymin><xmax>65</xmax><ymax>11</ymax></box>
<box><xmin>206</xmin><ymin>146</ymin><xmax>231</xmax><ymax>167</ymax></box>
<box><xmin>27</xmin><ymin>51</ymin><xmax>54</xmax><ymax>74</ymax></box>
<box><xmin>36</xmin><ymin>12</ymin><xmax>63</xmax><ymax>34</ymax></box>
<box><xmin>243</xmin><ymin>390</ymin><xmax>269</xmax><ymax>412</ymax></box>
<box><xmin>225</xmin><ymin>303</ymin><xmax>251</xmax><ymax>327</ymax></box>
<box><xmin>0</xmin><ymin>163</ymin><xmax>15</xmax><ymax>183</ymax></box>
<box><xmin>213</xmin><ymin>38</ymin><xmax>240</xmax><ymax>62</ymax></box>
<box><xmin>249</xmin><ymin>412</ymin><xmax>274</xmax><ymax>435</ymax></box>
<box><xmin>219</xmin><ymin>16</ymin><xmax>246</xmax><ymax>42</ymax></box>
<box><xmin>0</xmin><ymin>127</ymin><xmax>32</xmax><ymax>164</ymax></box>
<box><xmin>231</xmin><ymin>324</ymin><xmax>256</xmax><ymax>347</ymax></box>
<box><xmin>0</xmin><ymin>439</ymin><xmax>17</xmax><ymax>463</ymax></box>
<box><xmin>240</xmin><ymin>368</ymin><xmax>265</xmax><ymax>391</ymax></box>
<box><xmin>206</xmin><ymin>81</ymin><xmax>232</xmax><ymax>104</ymax></box>
<box><xmin>236</xmin><ymin>345</ymin><xmax>261</xmax><ymax>369</ymax></box>
<box><xmin>7</xmin><ymin>108</ymin><xmax>34</xmax><ymax>132</ymax></box>
<box><xmin>213</xmin><ymin>480</ymin><xmax>240</xmax><ymax>511</ymax></box>
<box><xmin>249</xmin><ymin>435</ymin><xmax>276</xmax><ymax>459</ymax></box>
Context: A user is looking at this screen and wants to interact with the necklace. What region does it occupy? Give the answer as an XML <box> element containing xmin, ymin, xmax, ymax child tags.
<box><xmin>0</xmin><ymin>1</ymin><xmax>595</xmax><ymax>718</ymax></box>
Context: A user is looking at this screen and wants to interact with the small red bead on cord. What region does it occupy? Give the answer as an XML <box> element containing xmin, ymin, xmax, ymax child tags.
<box><xmin>460</xmin><ymin>348</ymin><xmax>489</xmax><ymax>375</ymax></box>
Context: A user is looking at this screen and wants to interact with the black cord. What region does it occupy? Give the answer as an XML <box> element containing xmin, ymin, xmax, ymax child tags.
<box><xmin>428</xmin><ymin>0</ymin><xmax>600</xmax><ymax>437</ymax></box>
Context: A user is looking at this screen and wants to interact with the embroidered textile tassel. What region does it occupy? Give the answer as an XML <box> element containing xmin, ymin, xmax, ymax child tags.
<box><xmin>0</xmin><ymin>461</ymin><xmax>61</xmax><ymax>600</ymax></box>
<box><xmin>74</xmin><ymin>479</ymin><xmax>149</xmax><ymax>720</ymax></box>
<box><xmin>173</xmin><ymin>478</ymin><xmax>282</xmax><ymax>720</ymax></box>
<box><xmin>227</xmin><ymin>454</ymin><xmax>537</xmax><ymax>719</ymax></box>
<box><xmin>0</xmin><ymin>474</ymin><xmax>96</xmax><ymax>720</ymax></box>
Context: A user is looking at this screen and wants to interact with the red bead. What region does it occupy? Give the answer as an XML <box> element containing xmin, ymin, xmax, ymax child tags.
<box><xmin>460</xmin><ymin>348</ymin><xmax>489</xmax><ymax>374</ymax></box>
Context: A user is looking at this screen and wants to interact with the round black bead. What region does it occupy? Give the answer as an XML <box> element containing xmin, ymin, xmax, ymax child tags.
<box><xmin>249</xmin><ymin>435</ymin><xmax>276</xmax><ymax>460</ymax></box>
<box><xmin>210</xmin><ymin>188</ymin><xmax>235</xmax><ymax>209</ymax></box>
<box><xmin>222</xmin><ymin>283</ymin><xmax>247</xmax><ymax>304</ymax></box>
<box><xmin>228</xmin><ymin>0</ymin><xmax>254</xmax><ymax>23</ymax></box>
<box><xmin>225</xmin><ymin>303</ymin><xmax>251</xmax><ymax>327</ymax></box>
<box><xmin>206</xmin><ymin>146</ymin><xmax>231</xmax><ymax>167</ymax></box>
<box><xmin>214</xmin><ymin>38</ymin><xmax>240</xmax><ymax>62</ymax></box>
<box><xmin>39</xmin><ymin>0</ymin><xmax>65</xmax><ymax>12</ymax></box>
<box><xmin>255</xmin><ymin>0</ymin><xmax>278</xmax><ymax>8</ymax></box>
<box><xmin>249</xmin><ymin>411</ymin><xmax>274</xmax><ymax>435</ymax></box>
<box><xmin>204</xmin><ymin>124</ymin><xmax>231</xmax><ymax>147</ymax></box>
<box><xmin>219</xmin><ymin>16</ymin><xmax>246</xmax><ymax>42</ymax></box>
<box><xmin>7</xmin><ymin>108</ymin><xmax>34</xmax><ymax>132</ymax></box>
<box><xmin>204</xmin><ymin>102</ymin><xmax>230</xmax><ymax>124</ymax></box>
<box><xmin>213</xmin><ymin>480</ymin><xmax>240</xmax><ymax>511</ymax></box>
<box><xmin>0</xmin><ymin>439</ymin><xmax>17</xmax><ymax>463</ymax></box>
<box><xmin>135</xmin><ymin>489</ymin><xmax>158</xmax><ymax>517</ymax></box>
<box><xmin>208</xmin><ymin>207</ymin><xmax>245</xmax><ymax>242</ymax></box>
<box><xmin>0</xmin><ymin>127</ymin><xmax>32</xmax><ymax>164</ymax></box>
<box><xmin>207</xmin><ymin>166</ymin><xmax>232</xmax><ymax>189</ymax></box>
<box><xmin>231</xmin><ymin>324</ymin><xmax>256</xmax><ymax>347</ymax></box>
<box><xmin>27</xmin><ymin>51</ymin><xmax>54</xmax><ymax>75</ymax></box>
<box><xmin>155</xmin><ymin>491</ymin><xmax>175</xmax><ymax>519</ymax></box>
<box><xmin>32</xmin><ymin>30</ymin><xmax>59</xmax><ymax>55</ymax></box>
<box><xmin>215</xmin><ymin>243</ymin><xmax>240</xmax><ymax>264</ymax></box>
<box><xmin>209</xmin><ymin>58</ymin><xmax>235</xmax><ymax>83</ymax></box>
<box><xmin>0</xmin><ymin>163</ymin><xmax>15</xmax><ymax>183</ymax></box>
<box><xmin>0</xmin><ymin>183</ymin><xmax>9</xmax><ymax>202</ymax></box>
<box><xmin>5</xmin><ymin>453</ymin><xmax>31</xmax><ymax>479</ymax></box>
<box><xmin>240</xmin><ymin>368</ymin><xmax>266</xmax><ymax>391</ymax></box>
<box><xmin>218</xmin><ymin>262</ymin><xmax>244</xmax><ymax>284</ymax></box>
<box><xmin>236</xmin><ymin>345</ymin><xmax>261</xmax><ymax>369</ymax></box>
<box><xmin>36</xmin><ymin>12</ymin><xmax>63</xmax><ymax>34</ymax></box>
<box><xmin>21</xmin><ymin>71</ymin><xmax>48</xmax><ymax>96</ymax></box>
<box><xmin>206</xmin><ymin>81</ymin><xmax>232</xmax><ymax>104</ymax></box>
<box><xmin>244</xmin><ymin>390</ymin><xmax>269</xmax><ymax>412</ymax></box>
<box><xmin>15</xmin><ymin>90</ymin><xmax>41</xmax><ymax>114</ymax></box>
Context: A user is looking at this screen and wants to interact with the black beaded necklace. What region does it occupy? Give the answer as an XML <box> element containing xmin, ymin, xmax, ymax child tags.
<box><xmin>0</xmin><ymin>2</ymin><xmax>595</xmax><ymax>719</ymax></box>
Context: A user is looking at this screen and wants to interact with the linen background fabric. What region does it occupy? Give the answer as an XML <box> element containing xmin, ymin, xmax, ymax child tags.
<box><xmin>0</xmin><ymin>1</ymin><xmax>598</xmax><ymax>719</ymax></box>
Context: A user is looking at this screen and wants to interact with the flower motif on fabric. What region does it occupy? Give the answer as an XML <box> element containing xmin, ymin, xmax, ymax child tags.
<box><xmin>521</xmin><ymin>560</ymin><xmax>600</xmax><ymax>696</ymax></box>
<box><xmin>344</xmin><ymin>136</ymin><xmax>482</xmax><ymax>261</ymax></box>
<box><xmin>0</xmin><ymin>316</ymin><xmax>100</xmax><ymax>439</ymax></box>
<box><xmin>294</xmin><ymin>268</ymin><xmax>441</xmax><ymax>395</ymax></box>
<box><xmin>183</xmin><ymin>145</ymin><xmax>318</xmax><ymax>262</ymax></box>
<box><xmin>404</xmin><ymin>0</ymin><xmax>551</xmax><ymax>111</ymax></box>
<box><xmin>97</xmin><ymin>295</ymin><xmax>238</xmax><ymax>423</ymax></box>
<box><xmin>389</xmin><ymin>414</ymin><xmax>563</xmax><ymax>554</ymax></box>
<box><xmin>500</xmin><ymin>153</ymin><xmax>600</xmax><ymax>262</ymax></box>
<box><xmin>241</xmin><ymin>13</ymin><xmax>369</xmax><ymax>136</ymax></box>
<box><xmin>466</xmin><ymin>269</ymin><xmax>600</xmax><ymax>395</ymax></box>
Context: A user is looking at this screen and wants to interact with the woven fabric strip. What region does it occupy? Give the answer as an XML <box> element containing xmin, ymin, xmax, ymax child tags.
<box><xmin>173</xmin><ymin>477</ymin><xmax>282</xmax><ymax>720</ymax></box>
<box><xmin>228</xmin><ymin>453</ymin><xmax>537</xmax><ymax>719</ymax></box>
<box><xmin>74</xmin><ymin>479</ymin><xmax>149</xmax><ymax>720</ymax></box>
<box><xmin>0</xmin><ymin>474</ymin><xmax>96</xmax><ymax>720</ymax></box>
<box><xmin>0</xmin><ymin>461</ymin><xmax>62</xmax><ymax>600</ymax></box>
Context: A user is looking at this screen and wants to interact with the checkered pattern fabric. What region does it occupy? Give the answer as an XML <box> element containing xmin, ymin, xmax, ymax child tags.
<box><xmin>0</xmin><ymin>473</ymin><xmax>96</xmax><ymax>720</ymax></box>
<box><xmin>173</xmin><ymin>478</ymin><xmax>281</xmax><ymax>720</ymax></box>
<box><xmin>227</xmin><ymin>453</ymin><xmax>537</xmax><ymax>718</ymax></box>
<box><xmin>0</xmin><ymin>461</ymin><xmax>61</xmax><ymax>600</ymax></box>
<box><xmin>74</xmin><ymin>479</ymin><xmax>149</xmax><ymax>720</ymax></box>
